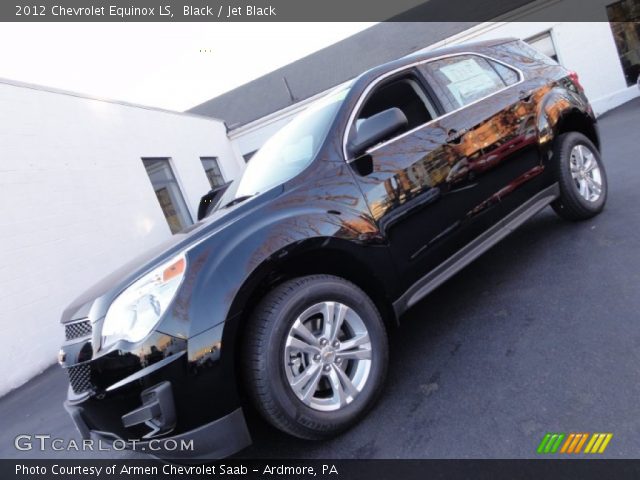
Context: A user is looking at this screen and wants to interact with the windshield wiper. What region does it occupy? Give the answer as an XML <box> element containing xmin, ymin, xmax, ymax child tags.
<box><xmin>221</xmin><ymin>194</ymin><xmax>256</xmax><ymax>209</ymax></box>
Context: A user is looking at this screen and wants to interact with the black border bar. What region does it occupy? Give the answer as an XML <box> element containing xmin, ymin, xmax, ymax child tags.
<box><xmin>2</xmin><ymin>0</ymin><xmax>636</xmax><ymax>22</ymax></box>
<box><xmin>5</xmin><ymin>459</ymin><xmax>640</xmax><ymax>480</ymax></box>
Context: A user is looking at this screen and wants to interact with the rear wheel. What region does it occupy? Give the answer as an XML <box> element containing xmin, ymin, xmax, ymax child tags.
<box><xmin>243</xmin><ymin>275</ymin><xmax>388</xmax><ymax>440</ymax></box>
<box><xmin>551</xmin><ymin>132</ymin><xmax>607</xmax><ymax>221</ymax></box>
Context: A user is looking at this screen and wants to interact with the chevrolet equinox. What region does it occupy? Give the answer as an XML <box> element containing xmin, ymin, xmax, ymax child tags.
<box><xmin>59</xmin><ymin>39</ymin><xmax>608</xmax><ymax>459</ymax></box>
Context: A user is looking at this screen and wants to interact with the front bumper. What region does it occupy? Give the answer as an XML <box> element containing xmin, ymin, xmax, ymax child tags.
<box><xmin>65</xmin><ymin>401</ymin><xmax>251</xmax><ymax>460</ymax></box>
<box><xmin>59</xmin><ymin>319</ymin><xmax>251</xmax><ymax>459</ymax></box>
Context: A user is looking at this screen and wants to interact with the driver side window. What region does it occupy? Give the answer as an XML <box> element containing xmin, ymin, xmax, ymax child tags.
<box><xmin>348</xmin><ymin>74</ymin><xmax>438</xmax><ymax>156</ymax></box>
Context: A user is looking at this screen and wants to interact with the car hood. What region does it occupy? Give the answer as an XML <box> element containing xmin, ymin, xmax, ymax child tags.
<box><xmin>61</xmin><ymin>186</ymin><xmax>283</xmax><ymax>323</ymax></box>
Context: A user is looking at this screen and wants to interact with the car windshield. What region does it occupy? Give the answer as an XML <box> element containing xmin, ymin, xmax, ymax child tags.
<box><xmin>221</xmin><ymin>88</ymin><xmax>349</xmax><ymax>205</ymax></box>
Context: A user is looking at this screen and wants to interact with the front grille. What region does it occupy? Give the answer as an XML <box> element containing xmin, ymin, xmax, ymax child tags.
<box><xmin>65</xmin><ymin>320</ymin><xmax>91</xmax><ymax>341</ymax></box>
<box><xmin>67</xmin><ymin>364</ymin><xmax>94</xmax><ymax>394</ymax></box>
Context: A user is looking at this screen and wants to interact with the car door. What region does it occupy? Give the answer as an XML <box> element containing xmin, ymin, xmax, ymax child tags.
<box><xmin>345</xmin><ymin>69</ymin><xmax>493</xmax><ymax>291</ymax></box>
<box><xmin>418</xmin><ymin>53</ymin><xmax>545</xmax><ymax>234</ymax></box>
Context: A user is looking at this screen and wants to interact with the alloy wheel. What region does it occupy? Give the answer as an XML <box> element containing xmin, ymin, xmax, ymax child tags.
<box><xmin>570</xmin><ymin>144</ymin><xmax>603</xmax><ymax>202</ymax></box>
<box><xmin>284</xmin><ymin>301</ymin><xmax>372</xmax><ymax>412</ymax></box>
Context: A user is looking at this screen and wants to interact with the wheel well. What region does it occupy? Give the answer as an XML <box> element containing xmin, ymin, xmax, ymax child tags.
<box><xmin>229</xmin><ymin>248</ymin><xmax>396</xmax><ymax>404</ymax></box>
<box><xmin>555</xmin><ymin>109</ymin><xmax>600</xmax><ymax>150</ymax></box>
<box><xmin>239</xmin><ymin>248</ymin><xmax>396</xmax><ymax>329</ymax></box>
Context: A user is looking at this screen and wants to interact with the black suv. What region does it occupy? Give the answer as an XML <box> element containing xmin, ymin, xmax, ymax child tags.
<box><xmin>59</xmin><ymin>38</ymin><xmax>607</xmax><ymax>459</ymax></box>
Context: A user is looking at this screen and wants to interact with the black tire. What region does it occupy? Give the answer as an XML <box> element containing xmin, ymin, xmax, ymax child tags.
<box><xmin>243</xmin><ymin>274</ymin><xmax>388</xmax><ymax>440</ymax></box>
<box><xmin>551</xmin><ymin>132</ymin><xmax>608</xmax><ymax>221</ymax></box>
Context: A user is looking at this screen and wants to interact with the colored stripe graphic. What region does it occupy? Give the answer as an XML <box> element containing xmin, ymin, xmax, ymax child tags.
<box><xmin>560</xmin><ymin>433</ymin><xmax>575</xmax><ymax>453</ymax></box>
<box><xmin>567</xmin><ymin>433</ymin><xmax>582</xmax><ymax>453</ymax></box>
<box><xmin>585</xmin><ymin>433</ymin><xmax>613</xmax><ymax>454</ymax></box>
<box><xmin>539</xmin><ymin>433</ymin><xmax>613</xmax><ymax>454</ymax></box>
<box><xmin>537</xmin><ymin>433</ymin><xmax>566</xmax><ymax>453</ymax></box>
<box><xmin>544</xmin><ymin>434</ymin><xmax>557</xmax><ymax>453</ymax></box>
<box><xmin>584</xmin><ymin>434</ymin><xmax>599</xmax><ymax>453</ymax></box>
<box><xmin>598</xmin><ymin>433</ymin><xmax>613</xmax><ymax>453</ymax></box>
<box><xmin>550</xmin><ymin>434</ymin><xmax>565</xmax><ymax>453</ymax></box>
<box><xmin>537</xmin><ymin>434</ymin><xmax>551</xmax><ymax>454</ymax></box>
<box><xmin>574</xmin><ymin>433</ymin><xmax>588</xmax><ymax>453</ymax></box>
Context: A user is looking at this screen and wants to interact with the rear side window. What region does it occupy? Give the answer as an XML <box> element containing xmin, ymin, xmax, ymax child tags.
<box><xmin>491</xmin><ymin>61</ymin><xmax>519</xmax><ymax>86</ymax></box>
<box><xmin>421</xmin><ymin>55</ymin><xmax>518</xmax><ymax>110</ymax></box>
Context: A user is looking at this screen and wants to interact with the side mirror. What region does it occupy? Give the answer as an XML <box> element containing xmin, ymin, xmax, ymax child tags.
<box><xmin>197</xmin><ymin>181</ymin><xmax>233</xmax><ymax>220</ymax></box>
<box><xmin>349</xmin><ymin>107</ymin><xmax>408</xmax><ymax>157</ymax></box>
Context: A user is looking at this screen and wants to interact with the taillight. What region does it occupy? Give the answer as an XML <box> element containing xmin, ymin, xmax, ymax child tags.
<box><xmin>569</xmin><ymin>71</ymin><xmax>584</xmax><ymax>92</ymax></box>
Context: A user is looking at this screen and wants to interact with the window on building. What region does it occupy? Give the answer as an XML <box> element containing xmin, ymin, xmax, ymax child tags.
<box><xmin>243</xmin><ymin>150</ymin><xmax>257</xmax><ymax>163</ymax></box>
<box><xmin>142</xmin><ymin>158</ymin><xmax>192</xmax><ymax>234</ymax></box>
<box><xmin>525</xmin><ymin>32</ymin><xmax>559</xmax><ymax>63</ymax></box>
<box><xmin>201</xmin><ymin>157</ymin><xmax>225</xmax><ymax>188</ymax></box>
<box><xmin>607</xmin><ymin>0</ymin><xmax>640</xmax><ymax>87</ymax></box>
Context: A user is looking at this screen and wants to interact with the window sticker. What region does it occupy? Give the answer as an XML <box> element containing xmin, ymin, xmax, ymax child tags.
<box><xmin>439</xmin><ymin>58</ymin><xmax>501</xmax><ymax>106</ymax></box>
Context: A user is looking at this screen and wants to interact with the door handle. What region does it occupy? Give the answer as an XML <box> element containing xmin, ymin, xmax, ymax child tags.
<box><xmin>446</xmin><ymin>128</ymin><xmax>467</xmax><ymax>144</ymax></box>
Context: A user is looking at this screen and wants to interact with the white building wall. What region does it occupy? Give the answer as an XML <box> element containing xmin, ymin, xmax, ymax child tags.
<box><xmin>0</xmin><ymin>80</ymin><xmax>243</xmax><ymax>395</ymax></box>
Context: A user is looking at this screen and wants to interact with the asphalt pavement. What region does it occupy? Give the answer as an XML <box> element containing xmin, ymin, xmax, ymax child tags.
<box><xmin>1</xmin><ymin>97</ymin><xmax>639</xmax><ymax>460</ymax></box>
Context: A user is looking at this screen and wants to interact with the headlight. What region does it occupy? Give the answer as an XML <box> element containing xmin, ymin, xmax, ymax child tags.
<box><xmin>102</xmin><ymin>254</ymin><xmax>186</xmax><ymax>348</ymax></box>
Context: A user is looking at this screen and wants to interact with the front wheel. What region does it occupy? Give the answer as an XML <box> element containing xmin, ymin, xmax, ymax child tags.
<box><xmin>243</xmin><ymin>275</ymin><xmax>388</xmax><ymax>440</ymax></box>
<box><xmin>551</xmin><ymin>132</ymin><xmax>608</xmax><ymax>221</ymax></box>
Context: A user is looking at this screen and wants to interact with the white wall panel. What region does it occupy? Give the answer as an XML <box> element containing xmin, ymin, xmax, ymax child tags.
<box><xmin>0</xmin><ymin>81</ymin><xmax>242</xmax><ymax>395</ymax></box>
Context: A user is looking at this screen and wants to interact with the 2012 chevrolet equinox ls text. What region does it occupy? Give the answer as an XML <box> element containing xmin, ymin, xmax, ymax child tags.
<box><xmin>59</xmin><ymin>39</ymin><xmax>607</xmax><ymax>459</ymax></box>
